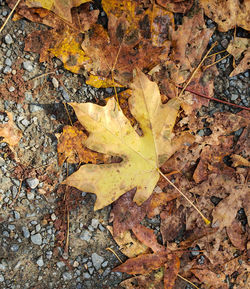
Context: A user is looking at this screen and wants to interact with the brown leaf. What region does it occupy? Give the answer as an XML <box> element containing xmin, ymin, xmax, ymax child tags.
<box><xmin>132</xmin><ymin>224</ymin><xmax>164</xmax><ymax>253</ymax></box>
<box><xmin>163</xmin><ymin>254</ymin><xmax>180</xmax><ymax>289</ymax></box>
<box><xmin>231</xmin><ymin>154</ymin><xmax>250</xmax><ymax>168</ymax></box>
<box><xmin>0</xmin><ymin>112</ymin><xmax>22</xmax><ymax>148</ymax></box>
<box><xmin>57</xmin><ymin>125</ymin><xmax>109</xmax><ymax>166</ymax></box>
<box><xmin>191</xmin><ymin>269</ymin><xmax>227</xmax><ymax>289</ymax></box>
<box><xmin>200</xmin><ymin>0</ymin><xmax>250</xmax><ymax>32</ymax></box>
<box><xmin>113</xmin><ymin>251</ymin><xmax>169</xmax><ymax>275</ymax></box>
<box><xmin>111</xmin><ymin>189</ymin><xmax>150</xmax><ymax>237</ymax></box>
<box><xmin>120</xmin><ymin>268</ymin><xmax>164</xmax><ymax>289</ymax></box>
<box><xmin>157</xmin><ymin>0</ymin><xmax>194</xmax><ymax>13</ymax></box>
<box><xmin>226</xmin><ymin>220</ymin><xmax>247</xmax><ymax>250</ymax></box>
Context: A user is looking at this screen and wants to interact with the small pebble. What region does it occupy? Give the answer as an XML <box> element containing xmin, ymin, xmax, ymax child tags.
<box><xmin>62</xmin><ymin>272</ymin><xmax>72</xmax><ymax>281</ymax></box>
<box><xmin>22</xmin><ymin>227</ymin><xmax>30</xmax><ymax>238</ymax></box>
<box><xmin>10</xmin><ymin>244</ymin><xmax>19</xmax><ymax>252</ymax></box>
<box><xmin>23</xmin><ymin>61</ymin><xmax>34</xmax><ymax>72</ymax></box>
<box><xmin>36</xmin><ymin>256</ymin><xmax>44</xmax><ymax>267</ymax></box>
<box><xmin>29</xmin><ymin>104</ymin><xmax>43</xmax><ymax>113</ymax></box>
<box><xmin>26</xmin><ymin>178</ymin><xmax>39</xmax><ymax>189</ymax></box>
<box><xmin>56</xmin><ymin>261</ymin><xmax>65</xmax><ymax>269</ymax></box>
<box><xmin>80</xmin><ymin>231</ymin><xmax>92</xmax><ymax>242</ymax></box>
<box><xmin>8</xmin><ymin>86</ymin><xmax>15</xmax><ymax>92</ymax></box>
<box><xmin>5</xmin><ymin>34</ymin><xmax>13</xmax><ymax>45</ymax></box>
<box><xmin>3</xmin><ymin>66</ymin><xmax>11</xmax><ymax>74</ymax></box>
<box><xmin>52</xmin><ymin>77</ymin><xmax>59</xmax><ymax>88</ymax></box>
<box><xmin>27</xmin><ymin>192</ymin><xmax>35</xmax><ymax>200</ymax></box>
<box><xmin>0</xmin><ymin>274</ymin><xmax>4</xmax><ymax>282</ymax></box>
<box><xmin>31</xmin><ymin>233</ymin><xmax>42</xmax><ymax>245</ymax></box>
<box><xmin>5</xmin><ymin>58</ymin><xmax>12</xmax><ymax>66</ymax></box>
<box><xmin>91</xmin><ymin>253</ymin><xmax>104</xmax><ymax>270</ymax></box>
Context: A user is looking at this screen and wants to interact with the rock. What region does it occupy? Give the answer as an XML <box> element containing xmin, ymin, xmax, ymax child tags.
<box><xmin>26</xmin><ymin>178</ymin><xmax>39</xmax><ymax>189</ymax></box>
<box><xmin>91</xmin><ymin>219</ymin><xmax>99</xmax><ymax>229</ymax></box>
<box><xmin>52</xmin><ymin>77</ymin><xmax>59</xmax><ymax>88</ymax></box>
<box><xmin>82</xmin><ymin>272</ymin><xmax>90</xmax><ymax>279</ymax></box>
<box><xmin>80</xmin><ymin>231</ymin><xmax>91</xmax><ymax>242</ymax></box>
<box><xmin>62</xmin><ymin>272</ymin><xmax>72</xmax><ymax>281</ymax></box>
<box><xmin>102</xmin><ymin>261</ymin><xmax>108</xmax><ymax>267</ymax></box>
<box><xmin>221</xmin><ymin>39</ymin><xmax>228</xmax><ymax>48</ymax></box>
<box><xmin>36</xmin><ymin>256</ymin><xmax>44</xmax><ymax>267</ymax></box>
<box><xmin>51</xmin><ymin>213</ymin><xmax>56</xmax><ymax>221</ymax></box>
<box><xmin>27</xmin><ymin>191</ymin><xmax>35</xmax><ymax>200</ymax></box>
<box><xmin>88</xmin><ymin>267</ymin><xmax>94</xmax><ymax>275</ymax></box>
<box><xmin>3</xmin><ymin>66</ymin><xmax>11</xmax><ymax>74</ymax></box>
<box><xmin>10</xmin><ymin>244</ymin><xmax>19</xmax><ymax>252</ymax></box>
<box><xmin>29</xmin><ymin>104</ymin><xmax>43</xmax><ymax>113</ymax></box>
<box><xmin>5</xmin><ymin>58</ymin><xmax>12</xmax><ymax>66</ymax></box>
<box><xmin>8</xmin><ymin>224</ymin><xmax>15</xmax><ymax>230</ymax></box>
<box><xmin>8</xmin><ymin>86</ymin><xmax>15</xmax><ymax>92</ymax></box>
<box><xmin>5</xmin><ymin>34</ymin><xmax>13</xmax><ymax>45</ymax></box>
<box><xmin>23</xmin><ymin>61</ymin><xmax>34</xmax><ymax>72</ymax></box>
<box><xmin>13</xmin><ymin>211</ymin><xmax>20</xmax><ymax>220</ymax></box>
<box><xmin>91</xmin><ymin>253</ymin><xmax>104</xmax><ymax>270</ymax></box>
<box><xmin>21</xmin><ymin>119</ymin><xmax>30</xmax><ymax>127</ymax></box>
<box><xmin>31</xmin><ymin>233</ymin><xmax>42</xmax><ymax>245</ymax></box>
<box><xmin>231</xmin><ymin>94</ymin><xmax>238</xmax><ymax>101</ymax></box>
<box><xmin>0</xmin><ymin>274</ymin><xmax>4</xmax><ymax>282</ymax></box>
<box><xmin>0</xmin><ymin>264</ymin><xmax>6</xmax><ymax>271</ymax></box>
<box><xmin>22</xmin><ymin>227</ymin><xmax>30</xmax><ymax>238</ymax></box>
<box><xmin>56</xmin><ymin>261</ymin><xmax>65</xmax><ymax>269</ymax></box>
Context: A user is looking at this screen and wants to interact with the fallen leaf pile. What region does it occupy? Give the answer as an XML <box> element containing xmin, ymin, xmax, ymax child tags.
<box><xmin>4</xmin><ymin>0</ymin><xmax>250</xmax><ymax>288</ymax></box>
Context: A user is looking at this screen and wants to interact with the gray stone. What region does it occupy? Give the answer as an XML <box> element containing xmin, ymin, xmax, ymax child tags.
<box><xmin>8</xmin><ymin>86</ymin><xmax>15</xmax><ymax>92</ymax></box>
<box><xmin>3</xmin><ymin>66</ymin><xmax>11</xmax><ymax>74</ymax></box>
<box><xmin>13</xmin><ymin>211</ymin><xmax>20</xmax><ymax>220</ymax></box>
<box><xmin>8</xmin><ymin>224</ymin><xmax>15</xmax><ymax>230</ymax></box>
<box><xmin>80</xmin><ymin>231</ymin><xmax>91</xmax><ymax>242</ymax></box>
<box><xmin>0</xmin><ymin>274</ymin><xmax>4</xmax><ymax>282</ymax></box>
<box><xmin>62</xmin><ymin>272</ymin><xmax>72</xmax><ymax>281</ymax></box>
<box><xmin>31</xmin><ymin>233</ymin><xmax>42</xmax><ymax>245</ymax></box>
<box><xmin>52</xmin><ymin>77</ymin><xmax>59</xmax><ymax>88</ymax></box>
<box><xmin>91</xmin><ymin>253</ymin><xmax>104</xmax><ymax>270</ymax></box>
<box><xmin>56</xmin><ymin>261</ymin><xmax>65</xmax><ymax>269</ymax></box>
<box><xmin>10</xmin><ymin>244</ymin><xmax>19</xmax><ymax>252</ymax></box>
<box><xmin>102</xmin><ymin>261</ymin><xmax>108</xmax><ymax>267</ymax></box>
<box><xmin>231</xmin><ymin>94</ymin><xmax>238</xmax><ymax>101</ymax></box>
<box><xmin>23</xmin><ymin>61</ymin><xmax>34</xmax><ymax>72</ymax></box>
<box><xmin>36</xmin><ymin>256</ymin><xmax>44</xmax><ymax>267</ymax></box>
<box><xmin>82</xmin><ymin>272</ymin><xmax>90</xmax><ymax>279</ymax></box>
<box><xmin>26</xmin><ymin>178</ymin><xmax>39</xmax><ymax>189</ymax></box>
<box><xmin>29</xmin><ymin>104</ymin><xmax>43</xmax><ymax>113</ymax></box>
<box><xmin>91</xmin><ymin>219</ymin><xmax>99</xmax><ymax>229</ymax></box>
<box><xmin>62</xmin><ymin>89</ymin><xmax>70</xmax><ymax>101</ymax></box>
<box><xmin>27</xmin><ymin>191</ymin><xmax>35</xmax><ymax>200</ymax></box>
<box><xmin>22</xmin><ymin>227</ymin><xmax>30</xmax><ymax>238</ymax></box>
<box><xmin>5</xmin><ymin>34</ymin><xmax>13</xmax><ymax>45</ymax></box>
<box><xmin>88</xmin><ymin>267</ymin><xmax>94</xmax><ymax>275</ymax></box>
<box><xmin>98</xmin><ymin>224</ymin><xmax>105</xmax><ymax>231</ymax></box>
<box><xmin>5</xmin><ymin>58</ymin><xmax>12</xmax><ymax>66</ymax></box>
<box><xmin>21</xmin><ymin>119</ymin><xmax>30</xmax><ymax>127</ymax></box>
<box><xmin>51</xmin><ymin>213</ymin><xmax>56</xmax><ymax>221</ymax></box>
<box><xmin>0</xmin><ymin>264</ymin><xmax>6</xmax><ymax>271</ymax></box>
<box><xmin>46</xmin><ymin>251</ymin><xmax>53</xmax><ymax>259</ymax></box>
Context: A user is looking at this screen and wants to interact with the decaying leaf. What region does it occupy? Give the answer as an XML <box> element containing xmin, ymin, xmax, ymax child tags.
<box><xmin>231</xmin><ymin>154</ymin><xmax>250</xmax><ymax>167</ymax></box>
<box><xmin>157</xmin><ymin>0</ymin><xmax>194</xmax><ymax>13</ymax></box>
<box><xmin>57</xmin><ymin>125</ymin><xmax>109</xmax><ymax>166</ymax></box>
<box><xmin>0</xmin><ymin>112</ymin><xmax>22</xmax><ymax>148</ymax></box>
<box><xmin>107</xmin><ymin>226</ymin><xmax>148</xmax><ymax>258</ymax></box>
<box><xmin>191</xmin><ymin>269</ymin><xmax>227</xmax><ymax>289</ymax></box>
<box><xmin>200</xmin><ymin>0</ymin><xmax>250</xmax><ymax>32</ymax></box>
<box><xmin>226</xmin><ymin>220</ymin><xmax>247</xmax><ymax>251</ymax></box>
<box><xmin>25</xmin><ymin>0</ymin><xmax>90</xmax><ymax>22</ymax></box>
<box><xmin>63</xmin><ymin>70</ymin><xmax>180</xmax><ymax>210</ymax></box>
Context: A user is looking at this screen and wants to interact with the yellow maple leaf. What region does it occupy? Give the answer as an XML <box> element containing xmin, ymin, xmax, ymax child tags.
<box><xmin>63</xmin><ymin>70</ymin><xmax>180</xmax><ymax>210</ymax></box>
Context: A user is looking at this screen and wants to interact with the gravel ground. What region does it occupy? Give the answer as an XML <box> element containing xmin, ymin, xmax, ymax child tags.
<box><xmin>0</xmin><ymin>1</ymin><xmax>249</xmax><ymax>289</ymax></box>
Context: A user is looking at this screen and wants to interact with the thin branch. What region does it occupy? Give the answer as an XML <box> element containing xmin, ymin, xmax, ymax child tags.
<box><xmin>0</xmin><ymin>0</ymin><xmax>22</xmax><ymax>34</ymax></box>
<box><xmin>177</xmin><ymin>274</ymin><xmax>200</xmax><ymax>289</ymax></box>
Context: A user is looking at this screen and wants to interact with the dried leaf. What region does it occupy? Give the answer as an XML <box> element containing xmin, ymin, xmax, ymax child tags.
<box><xmin>231</xmin><ymin>154</ymin><xmax>250</xmax><ymax>167</ymax></box>
<box><xmin>191</xmin><ymin>269</ymin><xmax>227</xmax><ymax>289</ymax></box>
<box><xmin>63</xmin><ymin>70</ymin><xmax>180</xmax><ymax>210</ymax></box>
<box><xmin>200</xmin><ymin>0</ymin><xmax>250</xmax><ymax>32</ymax></box>
<box><xmin>0</xmin><ymin>112</ymin><xmax>22</xmax><ymax>148</ymax></box>
<box><xmin>163</xmin><ymin>254</ymin><xmax>180</xmax><ymax>289</ymax></box>
<box><xmin>120</xmin><ymin>268</ymin><xmax>164</xmax><ymax>289</ymax></box>
<box><xmin>25</xmin><ymin>0</ymin><xmax>90</xmax><ymax>22</ymax></box>
<box><xmin>226</xmin><ymin>220</ymin><xmax>247</xmax><ymax>251</ymax></box>
<box><xmin>157</xmin><ymin>0</ymin><xmax>194</xmax><ymax>13</ymax></box>
<box><xmin>107</xmin><ymin>226</ymin><xmax>148</xmax><ymax>258</ymax></box>
<box><xmin>113</xmin><ymin>251</ymin><xmax>169</xmax><ymax>275</ymax></box>
<box><xmin>57</xmin><ymin>125</ymin><xmax>109</xmax><ymax>166</ymax></box>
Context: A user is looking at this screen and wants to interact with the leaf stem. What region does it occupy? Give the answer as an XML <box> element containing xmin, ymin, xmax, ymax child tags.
<box><xmin>157</xmin><ymin>168</ymin><xmax>210</xmax><ymax>225</ymax></box>
<box><xmin>178</xmin><ymin>41</ymin><xmax>218</xmax><ymax>100</ymax></box>
<box><xmin>0</xmin><ymin>0</ymin><xmax>22</xmax><ymax>34</ymax></box>
<box><xmin>177</xmin><ymin>274</ymin><xmax>200</xmax><ymax>289</ymax></box>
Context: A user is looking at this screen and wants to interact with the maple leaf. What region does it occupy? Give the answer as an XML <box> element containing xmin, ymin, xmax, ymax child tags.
<box><xmin>200</xmin><ymin>0</ymin><xmax>250</xmax><ymax>32</ymax></box>
<box><xmin>63</xmin><ymin>70</ymin><xmax>180</xmax><ymax>210</ymax></box>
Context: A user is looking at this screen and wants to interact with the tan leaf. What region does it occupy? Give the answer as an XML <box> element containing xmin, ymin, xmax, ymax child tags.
<box><xmin>63</xmin><ymin>70</ymin><xmax>180</xmax><ymax>210</ymax></box>
<box><xmin>0</xmin><ymin>112</ymin><xmax>22</xmax><ymax>148</ymax></box>
<box><xmin>200</xmin><ymin>0</ymin><xmax>250</xmax><ymax>32</ymax></box>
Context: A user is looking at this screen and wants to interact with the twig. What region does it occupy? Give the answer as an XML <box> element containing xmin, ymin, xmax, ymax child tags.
<box><xmin>178</xmin><ymin>41</ymin><xmax>218</xmax><ymax>100</ymax></box>
<box><xmin>177</xmin><ymin>274</ymin><xmax>200</xmax><ymax>289</ymax></box>
<box><xmin>8</xmin><ymin>178</ymin><xmax>23</xmax><ymax>208</ymax></box>
<box><xmin>27</xmin><ymin>71</ymin><xmax>55</xmax><ymax>82</ymax></box>
<box><xmin>0</xmin><ymin>0</ymin><xmax>22</xmax><ymax>34</ymax></box>
<box><xmin>177</xmin><ymin>85</ymin><xmax>250</xmax><ymax>111</ymax></box>
<box><xmin>106</xmin><ymin>247</ymin><xmax>123</xmax><ymax>263</ymax></box>
<box><xmin>157</xmin><ymin>169</ymin><xmax>210</xmax><ymax>225</ymax></box>
<box><xmin>203</xmin><ymin>53</ymin><xmax>230</xmax><ymax>70</ymax></box>
<box><xmin>63</xmin><ymin>103</ymin><xmax>73</xmax><ymax>126</ymax></box>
